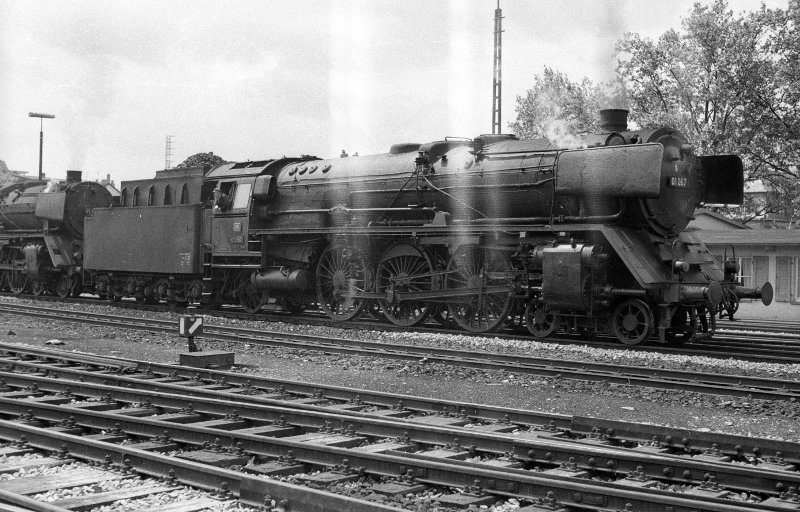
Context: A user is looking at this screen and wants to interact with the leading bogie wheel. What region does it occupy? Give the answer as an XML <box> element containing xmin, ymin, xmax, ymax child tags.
<box><xmin>661</xmin><ymin>305</ymin><xmax>696</xmax><ymax>346</ymax></box>
<box><xmin>525</xmin><ymin>301</ymin><xmax>556</xmax><ymax>338</ymax></box>
<box><xmin>445</xmin><ymin>244</ymin><xmax>514</xmax><ymax>333</ymax></box>
<box><xmin>376</xmin><ymin>243</ymin><xmax>434</xmax><ymax>327</ymax></box>
<box><xmin>611</xmin><ymin>298</ymin><xmax>654</xmax><ymax>345</ymax></box>
<box><xmin>315</xmin><ymin>245</ymin><xmax>370</xmax><ymax>321</ymax></box>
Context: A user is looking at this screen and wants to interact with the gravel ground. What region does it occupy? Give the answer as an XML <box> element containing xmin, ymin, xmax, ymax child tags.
<box><xmin>1</xmin><ymin>297</ymin><xmax>799</xmax><ymax>443</ymax></box>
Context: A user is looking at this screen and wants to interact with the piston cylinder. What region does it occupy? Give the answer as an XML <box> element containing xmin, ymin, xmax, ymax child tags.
<box><xmin>680</xmin><ymin>281</ymin><xmax>723</xmax><ymax>306</ymax></box>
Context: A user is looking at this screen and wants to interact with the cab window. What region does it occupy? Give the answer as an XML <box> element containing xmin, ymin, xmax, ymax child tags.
<box><xmin>232</xmin><ymin>183</ymin><xmax>252</xmax><ymax>210</ymax></box>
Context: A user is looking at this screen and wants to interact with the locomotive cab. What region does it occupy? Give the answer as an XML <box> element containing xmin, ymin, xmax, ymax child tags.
<box><xmin>205</xmin><ymin>174</ymin><xmax>254</xmax><ymax>255</ymax></box>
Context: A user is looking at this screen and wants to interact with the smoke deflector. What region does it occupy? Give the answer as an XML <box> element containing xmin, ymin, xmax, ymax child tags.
<box><xmin>699</xmin><ymin>155</ymin><xmax>744</xmax><ymax>205</ymax></box>
<box><xmin>555</xmin><ymin>143</ymin><xmax>664</xmax><ymax>198</ymax></box>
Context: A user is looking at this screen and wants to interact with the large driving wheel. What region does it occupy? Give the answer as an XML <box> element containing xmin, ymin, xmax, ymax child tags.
<box><xmin>9</xmin><ymin>264</ymin><xmax>28</xmax><ymax>295</ymax></box>
<box><xmin>445</xmin><ymin>245</ymin><xmax>514</xmax><ymax>333</ymax></box>
<box><xmin>611</xmin><ymin>299</ymin><xmax>654</xmax><ymax>345</ymax></box>
<box><xmin>525</xmin><ymin>301</ymin><xmax>556</xmax><ymax>338</ymax></box>
<box><xmin>376</xmin><ymin>243</ymin><xmax>434</xmax><ymax>327</ymax></box>
<box><xmin>315</xmin><ymin>245</ymin><xmax>370</xmax><ymax>321</ymax></box>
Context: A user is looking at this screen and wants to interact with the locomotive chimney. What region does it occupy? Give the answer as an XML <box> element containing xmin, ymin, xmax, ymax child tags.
<box><xmin>599</xmin><ymin>109</ymin><xmax>629</xmax><ymax>132</ymax></box>
<box><xmin>66</xmin><ymin>170</ymin><xmax>82</xmax><ymax>183</ymax></box>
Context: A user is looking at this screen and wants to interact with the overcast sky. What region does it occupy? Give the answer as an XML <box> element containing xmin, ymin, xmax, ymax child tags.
<box><xmin>0</xmin><ymin>0</ymin><xmax>786</xmax><ymax>183</ymax></box>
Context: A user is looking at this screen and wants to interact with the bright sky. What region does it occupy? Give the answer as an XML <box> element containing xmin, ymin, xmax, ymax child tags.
<box><xmin>0</xmin><ymin>0</ymin><xmax>787</xmax><ymax>183</ymax></box>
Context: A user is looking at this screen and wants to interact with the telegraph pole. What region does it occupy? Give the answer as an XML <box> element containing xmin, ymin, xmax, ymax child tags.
<box><xmin>28</xmin><ymin>112</ymin><xmax>55</xmax><ymax>180</ymax></box>
<box><xmin>491</xmin><ymin>1</ymin><xmax>503</xmax><ymax>134</ymax></box>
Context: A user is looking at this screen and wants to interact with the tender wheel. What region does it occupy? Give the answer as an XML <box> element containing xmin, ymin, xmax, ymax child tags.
<box><xmin>315</xmin><ymin>245</ymin><xmax>370</xmax><ymax>321</ymax></box>
<box><xmin>185</xmin><ymin>280</ymin><xmax>204</xmax><ymax>305</ymax></box>
<box><xmin>445</xmin><ymin>245</ymin><xmax>514</xmax><ymax>333</ymax></box>
<box><xmin>31</xmin><ymin>280</ymin><xmax>47</xmax><ymax>297</ymax></box>
<box><xmin>376</xmin><ymin>243</ymin><xmax>434</xmax><ymax>327</ymax></box>
<box><xmin>611</xmin><ymin>298</ymin><xmax>654</xmax><ymax>345</ymax></box>
<box><xmin>525</xmin><ymin>301</ymin><xmax>556</xmax><ymax>338</ymax></box>
<box><xmin>95</xmin><ymin>275</ymin><xmax>111</xmax><ymax>299</ymax></box>
<box><xmin>236</xmin><ymin>274</ymin><xmax>265</xmax><ymax>314</ymax></box>
<box><xmin>153</xmin><ymin>279</ymin><xmax>171</xmax><ymax>303</ymax></box>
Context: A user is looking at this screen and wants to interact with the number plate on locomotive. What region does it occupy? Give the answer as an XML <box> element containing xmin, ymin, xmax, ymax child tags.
<box><xmin>669</xmin><ymin>176</ymin><xmax>689</xmax><ymax>188</ymax></box>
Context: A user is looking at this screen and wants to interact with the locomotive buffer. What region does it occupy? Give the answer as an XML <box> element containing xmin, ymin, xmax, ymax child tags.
<box><xmin>178</xmin><ymin>314</ymin><xmax>235</xmax><ymax>369</ymax></box>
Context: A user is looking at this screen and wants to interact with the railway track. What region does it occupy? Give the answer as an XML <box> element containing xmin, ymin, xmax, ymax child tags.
<box><xmin>0</xmin><ymin>302</ymin><xmax>799</xmax><ymax>404</ymax></box>
<box><xmin>3</xmin><ymin>293</ymin><xmax>799</xmax><ymax>361</ymax></box>
<box><xmin>0</xmin><ymin>347</ymin><xmax>798</xmax><ymax>511</ymax></box>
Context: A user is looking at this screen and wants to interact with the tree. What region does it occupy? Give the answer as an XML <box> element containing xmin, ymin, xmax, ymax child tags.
<box><xmin>509</xmin><ymin>67</ymin><xmax>601</xmax><ymax>140</ymax></box>
<box><xmin>175</xmin><ymin>152</ymin><xmax>227</xmax><ymax>171</ymax></box>
<box><xmin>615</xmin><ymin>0</ymin><xmax>799</xmax><ymax>223</ymax></box>
<box><xmin>511</xmin><ymin>0</ymin><xmax>800</xmax><ymax>224</ymax></box>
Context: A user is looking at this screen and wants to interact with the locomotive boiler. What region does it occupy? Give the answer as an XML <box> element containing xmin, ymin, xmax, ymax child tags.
<box><xmin>85</xmin><ymin>109</ymin><xmax>771</xmax><ymax>345</ymax></box>
<box><xmin>0</xmin><ymin>171</ymin><xmax>113</xmax><ymax>296</ymax></box>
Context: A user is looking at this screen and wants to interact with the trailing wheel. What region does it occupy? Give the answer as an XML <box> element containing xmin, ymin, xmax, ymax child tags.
<box><xmin>55</xmin><ymin>275</ymin><xmax>75</xmax><ymax>299</ymax></box>
<box><xmin>376</xmin><ymin>243</ymin><xmax>435</xmax><ymax>327</ymax></box>
<box><xmin>525</xmin><ymin>301</ymin><xmax>556</xmax><ymax>338</ymax></box>
<box><xmin>236</xmin><ymin>273</ymin><xmax>265</xmax><ymax>314</ymax></box>
<box><xmin>315</xmin><ymin>245</ymin><xmax>369</xmax><ymax>321</ymax></box>
<box><xmin>611</xmin><ymin>298</ymin><xmax>654</xmax><ymax>345</ymax></box>
<box><xmin>445</xmin><ymin>245</ymin><xmax>514</xmax><ymax>333</ymax></box>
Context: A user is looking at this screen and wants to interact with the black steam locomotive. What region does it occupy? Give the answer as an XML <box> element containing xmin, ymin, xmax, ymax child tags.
<box><xmin>0</xmin><ymin>171</ymin><xmax>113</xmax><ymax>297</ymax></box>
<box><xmin>0</xmin><ymin>110</ymin><xmax>772</xmax><ymax>345</ymax></box>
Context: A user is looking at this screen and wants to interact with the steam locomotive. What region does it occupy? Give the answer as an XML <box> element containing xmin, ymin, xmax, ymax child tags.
<box><xmin>0</xmin><ymin>110</ymin><xmax>772</xmax><ymax>345</ymax></box>
<box><xmin>0</xmin><ymin>171</ymin><xmax>112</xmax><ymax>297</ymax></box>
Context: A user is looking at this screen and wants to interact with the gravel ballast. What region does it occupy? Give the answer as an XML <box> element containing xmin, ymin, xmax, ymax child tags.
<box><xmin>1</xmin><ymin>297</ymin><xmax>798</xmax><ymax>443</ymax></box>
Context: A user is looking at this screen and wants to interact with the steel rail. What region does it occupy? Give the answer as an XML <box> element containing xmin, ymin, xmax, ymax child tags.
<box><xmin>0</xmin><ymin>369</ymin><xmax>797</xmax><ymax>497</ymax></box>
<box><xmin>2</xmin><ymin>299</ymin><xmax>799</xmax><ymax>362</ymax></box>
<box><xmin>0</xmin><ymin>402</ymin><xmax>788</xmax><ymax>512</ymax></box>
<box><xmin>2</xmin><ymin>346</ymin><xmax>799</xmax><ymax>463</ymax></box>
<box><xmin>1</xmin><ymin>304</ymin><xmax>797</xmax><ymax>402</ymax></box>
<box><xmin>0</xmin><ymin>419</ymin><xmax>399</xmax><ymax>512</ymax></box>
<box><xmin>0</xmin><ymin>489</ymin><xmax>72</xmax><ymax>512</ymax></box>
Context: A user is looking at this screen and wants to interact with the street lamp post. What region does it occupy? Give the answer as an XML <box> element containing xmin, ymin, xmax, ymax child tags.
<box><xmin>28</xmin><ymin>112</ymin><xmax>55</xmax><ymax>181</ymax></box>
